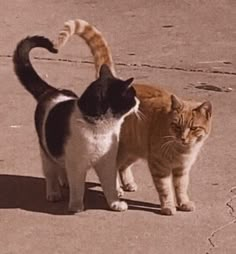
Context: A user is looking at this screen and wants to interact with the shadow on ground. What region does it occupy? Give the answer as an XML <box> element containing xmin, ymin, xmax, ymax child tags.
<box><xmin>0</xmin><ymin>174</ymin><xmax>160</xmax><ymax>215</ymax></box>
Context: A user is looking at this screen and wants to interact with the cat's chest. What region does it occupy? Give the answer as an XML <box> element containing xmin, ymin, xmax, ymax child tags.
<box><xmin>66</xmin><ymin>118</ymin><xmax>120</xmax><ymax>165</ymax></box>
<box><xmin>168</xmin><ymin>145</ymin><xmax>201</xmax><ymax>168</ymax></box>
<box><xmin>73</xmin><ymin>125</ymin><xmax>117</xmax><ymax>150</ymax></box>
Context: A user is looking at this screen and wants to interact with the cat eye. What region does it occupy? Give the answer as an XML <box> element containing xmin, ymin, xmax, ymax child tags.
<box><xmin>190</xmin><ymin>126</ymin><xmax>200</xmax><ymax>131</ymax></box>
<box><xmin>171</xmin><ymin>123</ymin><xmax>181</xmax><ymax>130</ymax></box>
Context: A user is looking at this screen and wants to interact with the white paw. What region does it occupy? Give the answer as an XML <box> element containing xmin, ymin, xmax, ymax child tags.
<box><xmin>46</xmin><ymin>192</ymin><xmax>62</xmax><ymax>202</ymax></box>
<box><xmin>110</xmin><ymin>201</ymin><xmax>128</xmax><ymax>212</ymax></box>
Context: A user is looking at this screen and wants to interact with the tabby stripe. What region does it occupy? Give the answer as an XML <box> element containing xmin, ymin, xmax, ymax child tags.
<box><xmin>54</xmin><ymin>18</ymin><xmax>116</xmax><ymax>77</ymax></box>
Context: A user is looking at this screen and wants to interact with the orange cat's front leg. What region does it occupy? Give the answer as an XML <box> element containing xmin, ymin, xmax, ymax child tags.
<box><xmin>173</xmin><ymin>167</ymin><xmax>195</xmax><ymax>212</ymax></box>
<box><xmin>148</xmin><ymin>161</ymin><xmax>176</xmax><ymax>215</ymax></box>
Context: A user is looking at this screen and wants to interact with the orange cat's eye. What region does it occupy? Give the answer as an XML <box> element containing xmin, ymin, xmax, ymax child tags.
<box><xmin>171</xmin><ymin>123</ymin><xmax>181</xmax><ymax>130</ymax></box>
<box><xmin>190</xmin><ymin>126</ymin><xmax>198</xmax><ymax>131</ymax></box>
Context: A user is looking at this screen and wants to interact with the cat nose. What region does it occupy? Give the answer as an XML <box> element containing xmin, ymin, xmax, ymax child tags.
<box><xmin>181</xmin><ymin>137</ymin><xmax>188</xmax><ymax>144</ymax></box>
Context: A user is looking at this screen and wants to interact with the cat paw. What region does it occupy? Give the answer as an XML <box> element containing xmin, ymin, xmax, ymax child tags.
<box><xmin>117</xmin><ymin>187</ymin><xmax>124</xmax><ymax>197</ymax></box>
<box><xmin>123</xmin><ymin>182</ymin><xmax>138</xmax><ymax>192</ymax></box>
<box><xmin>68</xmin><ymin>202</ymin><xmax>84</xmax><ymax>214</ymax></box>
<box><xmin>161</xmin><ymin>206</ymin><xmax>176</xmax><ymax>216</ymax></box>
<box><xmin>46</xmin><ymin>192</ymin><xmax>63</xmax><ymax>202</ymax></box>
<box><xmin>58</xmin><ymin>176</ymin><xmax>69</xmax><ymax>188</ymax></box>
<box><xmin>178</xmin><ymin>201</ymin><xmax>195</xmax><ymax>212</ymax></box>
<box><xmin>59</xmin><ymin>180</ymin><xmax>69</xmax><ymax>188</ymax></box>
<box><xmin>110</xmin><ymin>201</ymin><xmax>128</xmax><ymax>212</ymax></box>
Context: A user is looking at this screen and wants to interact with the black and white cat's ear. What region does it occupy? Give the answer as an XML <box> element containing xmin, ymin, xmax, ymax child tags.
<box><xmin>171</xmin><ymin>94</ymin><xmax>183</xmax><ymax>112</ymax></box>
<box><xmin>124</xmin><ymin>77</ymin><xmax>134</xmax><ymax>88</ymax></box>
<box><xmin>99</xmin><ymin>64</ymin><xmax>114</xmax><ymax>79</ymax></box>
<box><xmin>195</xmin><ymin>101</ymin><xmax>212</xmax><ymax>119</ymax></box>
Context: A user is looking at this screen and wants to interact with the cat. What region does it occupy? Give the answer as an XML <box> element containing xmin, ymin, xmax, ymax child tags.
<box><xmin>13</xmin><ymin>35</ymin><xmax>139</xmax><ymax>213</ymax></box>
<box><xmin>54</xmin><ymin>19</ymin><xmax>212</xmax><ymax>215</ymax></box>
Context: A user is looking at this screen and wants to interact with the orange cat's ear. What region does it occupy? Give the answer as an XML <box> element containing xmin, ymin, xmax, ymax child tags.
<box><xmin>171</xmin><ymin>94</ymin><xmax>183</xmax><ymax>112</ymax></box>
<box><xmin>194</xmin><ymin>101</ymin><xmax>212</xmax><ymax>119</ymax></box>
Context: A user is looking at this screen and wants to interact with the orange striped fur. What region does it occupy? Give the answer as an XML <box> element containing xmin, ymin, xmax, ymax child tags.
<box><xmin>54</xmin><ymin>19</ymin><xmax>115</xmax><ymax>77</ymax></box>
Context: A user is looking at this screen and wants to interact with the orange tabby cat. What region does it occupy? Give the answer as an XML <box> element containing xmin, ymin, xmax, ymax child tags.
<box><xmin>54</xmin><ymin>19</ymin><xmax>212</xmax><ymax>215</ymax></box>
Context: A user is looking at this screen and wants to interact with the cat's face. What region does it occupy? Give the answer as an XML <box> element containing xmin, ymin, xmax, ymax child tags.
<box><xmin>169</xmin><ymin>95</ymin><xmax>212</xmax><ymax>147</ymax></box>
<box><xmin>78</xmin><ymin>64</ymin><xmax>138</xmax><ymax>122</ymax></box>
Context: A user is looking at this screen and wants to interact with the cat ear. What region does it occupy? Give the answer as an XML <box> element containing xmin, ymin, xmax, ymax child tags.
<box><xmin>99</xmin><ymin>64</ymin><xmax>114</xmax><ymax>79</ymax></box>
<box><xmin>171</xmin><ymin>94</ymin><xmax>183</xmax><ymax>112</ymax></box>
<box><xmin>124</xmin><ymin>77</ymin><xmax>134</xmax><ymax>88</ymax></box>
<box><xmin>194</xmin><ymin>101</ymin><xmax>212</xmax><ymax>119</ymax></box>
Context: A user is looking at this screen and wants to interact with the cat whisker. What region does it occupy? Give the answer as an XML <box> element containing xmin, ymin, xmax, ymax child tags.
<box><xmin>162</xmin><ymin>135</ymin><xmax>175</xmax><ymax>140</ymax></box>
<box><xmin>134</xmin><ymin>109</ymin><xmax>146</xmax><ymax>121</ymax></box>
<box><xmin>134</xmin><ymin>111</ymin><xmax>141</xmax><ymax>121</ymax></box>
<box><xmin>161</xmin><ymin>140</ymin><xmax>175</xmax><ymax>158</ymax></box>
<box><xmin>138</xmin><ymin>109</ymin><xmax>146</xmax><ymax>121</ymax></box>
<box><xmin>161</xmin><ymin>139</ymin><xmax>175</xmax><ymax>149</ymax></box>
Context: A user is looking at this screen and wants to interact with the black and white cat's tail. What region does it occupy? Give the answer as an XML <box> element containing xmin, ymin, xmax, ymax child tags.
<box><xmin>13</xmin><ymin>36</ymin><xmax>58</xmax><ymax>101</ymax></box>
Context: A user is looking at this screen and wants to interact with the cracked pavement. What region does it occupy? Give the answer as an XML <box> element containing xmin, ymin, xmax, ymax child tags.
<box><xmin>207</xmin><ymin>187</ymin><xmax>236</xmax><ymax>253</ymax></box>
<box><xmin>0</xmin><ymin>1</ymin><xmax>236</xmax><ymax>253</ymax></box>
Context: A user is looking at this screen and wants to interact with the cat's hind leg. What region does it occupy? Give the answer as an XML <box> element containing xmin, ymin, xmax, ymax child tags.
<box><xmin>58</xmin><ymin>167</ymin><xmax>69</xmax><ymax>188</ymax></box>
<box><xmin>118</xmin><ymin>156</ymin><xmax>138</xmax><ymax>192</ymax></box>
<box><xmin>40</xmin><ymin>148</ymin><xmax>62</xmax><ymax>202</ymax></box>
<box><xmin>116</xmin><ymin>176</ymin><xmax>124</xmax><ymax>197</ymax></box>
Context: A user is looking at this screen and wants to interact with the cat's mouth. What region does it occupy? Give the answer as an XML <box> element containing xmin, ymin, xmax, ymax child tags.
<box><xmin>176</xmin><ymin>139</ymin><xmax>193</xmax><ymax>148</ymax></box>
<box><xmin>182</xmin><ymin>141</ymin><xmax>199</xmax><ymax>150</ymax></box>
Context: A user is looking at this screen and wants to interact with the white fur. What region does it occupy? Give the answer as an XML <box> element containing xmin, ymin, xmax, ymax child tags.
<box><xmin>65</xmin><ymin>20</ymin><xmax>76</xmax><ymax>35</ymax></box>
<box><xmin>52</xmin><ymin>94</ymin><xmax>75</xmax><ymax>104</ymax></box>
<box><xmin>75</xmin><ymin>19</ymin><xmax>102</xmax><ymax>36</ymax></box>
<box><xmin>181</xmin><ymin>142</ymin><xmax>204</xmax><ymax>169</ymax></box>
<box><xmin>41</xmin><ymin>98</ymin><xmax>139</xmax><ymax>213</ymax></box>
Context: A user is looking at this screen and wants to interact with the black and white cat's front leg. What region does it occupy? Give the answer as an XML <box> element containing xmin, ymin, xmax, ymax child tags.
<box><xmin>94</xmin><ymin>146</ymin><xmax>128</xmax><ymax>212</ymax></box>
<box><xmin>65</xmin><ymin>157</ymin><xmax>87</xmax><ymax>214</ymax></box>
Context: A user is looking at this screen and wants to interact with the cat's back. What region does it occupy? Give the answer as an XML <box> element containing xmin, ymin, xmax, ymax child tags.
<box><xmin>119</xmin><ymin>84</ymin><xmax>170</xmax><ymax>159</ymax></box>
<box><xmin>134</xmin><ymin>84</ymin><xmax>171</xmax><ymax>113</ymax></box>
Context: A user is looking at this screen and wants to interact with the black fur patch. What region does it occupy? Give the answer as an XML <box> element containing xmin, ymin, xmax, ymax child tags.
<box><xmin>78</xmin><ymin>64</ymin><xmax>136</xmax><ymax>120</ymax></box>
<box><xmin>45</xmin><ymin>99</ymin><xmax>75</xmax><ymax>157</ymax></box>
<box><xmin>35</xmin><ymin>89</ymin><xmax>78</xmax><ymax>158</ymax></box>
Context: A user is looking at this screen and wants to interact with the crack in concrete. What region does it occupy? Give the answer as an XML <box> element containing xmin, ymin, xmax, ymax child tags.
<box><xmin>226</xmin><ymin>187</ymin><xmax>236</xmax><ymax>219</ymax></box>
<box><xmin>1</xmin><ymin>54</ymin><xmax>236</xmax><ymax>76</ymax></box>
<box><xmin>206</xmin><ymin>186</ymin><xmax>236</xmax><ymax>254</ymax></box>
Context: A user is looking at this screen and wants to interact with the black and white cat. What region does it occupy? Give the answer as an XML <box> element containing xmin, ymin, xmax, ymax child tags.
<box><xmin>13</xmin><ymin>36</ymin><xmax>139</xmax><ymax>213</ymax></box>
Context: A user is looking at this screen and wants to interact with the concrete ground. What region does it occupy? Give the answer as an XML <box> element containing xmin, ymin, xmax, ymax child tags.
<box><xmin>0</xmin><ymin>1</ymin><xmax>236</xmax><ymax>253</ymax></box>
